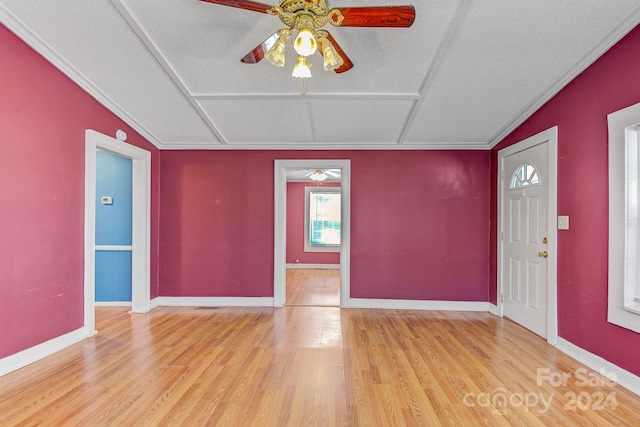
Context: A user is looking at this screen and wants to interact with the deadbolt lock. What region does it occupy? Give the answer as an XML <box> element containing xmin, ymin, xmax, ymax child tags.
<box><xmin>542</xmin><ymin>237</ymin><xmax>548</xmax><ymax>244</ymax></box>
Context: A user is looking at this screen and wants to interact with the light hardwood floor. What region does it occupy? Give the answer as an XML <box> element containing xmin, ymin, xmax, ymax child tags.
<box><xmin>1</xmin><ymin>304</ymin><xmax>640</xmax><ymax>426</ymax></box>
<box><xmin>286</xmin><ymin>268</ymin><xmax>340</xmax><ymax>307</ymax></box>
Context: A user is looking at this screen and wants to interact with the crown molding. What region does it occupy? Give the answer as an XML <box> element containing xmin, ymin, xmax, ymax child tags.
<box><xmin>154</xmin><ymin>142</ymin><xmax>492</xmax><ymax>150</ymax></box>
<box><xmin>488</xmin><ymin>6</ymin><xmax>640</xmax><ymax>148</ymax></box>
<box><xmin>0</xmin><ymin>4</ymin><xmax>164</xmax><ymax>149</ymax></box>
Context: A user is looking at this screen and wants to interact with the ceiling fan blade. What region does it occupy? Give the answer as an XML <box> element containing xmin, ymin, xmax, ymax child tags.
<box><xmin>240</xmin><ymin>31</ymin><xmax>279</xmax><ymax>64</ymax></box>
<box><xmin>199</xmin><ymin>0</ymin><xmax>274</xmax><ymax>14</ymax></box>
<box><xmin>318</xmin><ymin>32</ymin><xmax>353</xmax><ymax>73</ymax></box>
<box><xmin>332</xmin><ymin>6</ymin><xmax>415</xmax><ymax>27</ymax></box>
<box><xmin>325</xmin><ymin>170</ymin><xmax>340</xmax><ymax>177</ymax></box>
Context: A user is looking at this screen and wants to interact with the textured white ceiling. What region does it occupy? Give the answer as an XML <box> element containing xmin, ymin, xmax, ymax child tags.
<box><xmin>1</xmin><ymin>0</ymin><xmax>639</xmax><ymax>149</ymax></box>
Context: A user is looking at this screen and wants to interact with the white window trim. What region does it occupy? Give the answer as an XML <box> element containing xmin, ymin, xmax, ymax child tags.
<box><xmin>304</xmin><ymin>186</ymin><xmax>341</xmax><ymax>253</ymax></box>
<box><xmin>608</xmin><ymin>101</ymin><xmax>640</xmax><ymax>333</ymax></box>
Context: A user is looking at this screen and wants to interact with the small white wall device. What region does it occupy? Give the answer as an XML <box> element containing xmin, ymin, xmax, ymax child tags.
<box><xmin>101</xmin><ymin>196</ymin><xmax>113</xmax><ymax>205</ymax></box>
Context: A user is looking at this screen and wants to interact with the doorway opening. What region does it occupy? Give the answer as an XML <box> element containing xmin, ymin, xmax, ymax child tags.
<box><xmin>94</xmin><ymin>149</ymin><xmax>133</xmax><ymax>306</ymax></box>
<box><xmin>84</xmin><ymin>130</ymin><xmax>151</xmax><ymax>336</ymax></box>
<box><xmin>274</xmin><ymin>160</ymin><xmax>351</xmax><ymax>307</ymax></box>
<box><xmin>286</xmin><ymin>182</ymin><xmax>341</xmax><ymax>306</ymax></box>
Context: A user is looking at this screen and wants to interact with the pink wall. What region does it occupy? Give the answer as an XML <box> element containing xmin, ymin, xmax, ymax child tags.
<box><xmin>159</xmin><ymin>150</ymin><xmax>490</xmax><ymax>301</ymax></box>
<box><xmin>490</xmin><ymin>24</ymin><xmax>640</xmax><ymax>375</ymax></box>
<box><xmin>0</xmin><ymin>25</ymin><xmax>160</xmax><ymax>359</ymax></box>
<box><xmin>286</xmin><ymin>182</ymin><xmax>341</xmax><ymax>265</ymax></box>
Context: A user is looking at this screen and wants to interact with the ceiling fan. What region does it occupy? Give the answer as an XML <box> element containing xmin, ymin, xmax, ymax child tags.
<box><xmin>200</xmin><ymin>0</ymin><xmax>415</xmax><ymax>77</ymax></box>
<box><xmin>305</xmin><ymin>169</ymin><xmax>341</xmax><ymax>181</ymax></box>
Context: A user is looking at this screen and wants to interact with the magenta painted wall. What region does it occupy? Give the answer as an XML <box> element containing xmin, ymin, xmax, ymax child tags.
<box><xmin>490</xmin><ymin>25</ymin><xmax>640</xmax><ymax>375</ymax></box>
<box><xmin>159</xmin><ymin>150</ymin><xmax>490</xmax><ymax>301</ymax></box>
<box><xmin>351</xmin><ymin>151</ymin><xmax>490</xmax><ymax>300</ymax></box>
<box><xmin>286</xmin><ymin>182</ymin><xmax>341</xmax><ymax>265</ymax></box>
<box><xmin>0</xmin><ymin>25</ymin><xmax>160</xmax><ymax>359</ymax></box>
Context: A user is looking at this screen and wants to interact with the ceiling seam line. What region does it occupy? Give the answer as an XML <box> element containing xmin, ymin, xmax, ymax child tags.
<box><xmin>397</xmin><ymin>0</ymin><xmax>474</xmax><ymax>145</ymax></box>
<box><xmin>107</xmin><ymin>0</ymin><xmax>228</xmax><ymax>144</ymax></box>
<box><xmin>191</xmin><ymin>94</ymin><xmax>421</xmax><ymax>101</ymax></box>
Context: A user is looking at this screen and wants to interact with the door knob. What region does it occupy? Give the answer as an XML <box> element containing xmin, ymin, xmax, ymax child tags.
<box><xmin>538</xmin><ymin>251</ymin><xmax>548</xmax><ymax>258</ymax></box>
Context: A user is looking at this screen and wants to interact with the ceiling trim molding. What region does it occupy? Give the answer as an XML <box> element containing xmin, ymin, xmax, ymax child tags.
<box><xmin>156</xmin><ymin>141</ymin><xmax>492</xmax><ymax>150</ymax></box>
<box><xmin>398</xmin><ymin>0</ymin><xmax>474</xmax><ymax>145</ymax></box>
<box><xmin>0</xmin><ymin>3</ymin><xmax>164</xmax><ymax>148</ymax></box>
<box><xmin>108</xmin><ymin>0</ymin><xmax>227</xmax><ymax>145</ymax></box>
<box><xmin>488</xmin><ymin>6</ymin><xmax>640</xmax><ymax>148</ymax></box>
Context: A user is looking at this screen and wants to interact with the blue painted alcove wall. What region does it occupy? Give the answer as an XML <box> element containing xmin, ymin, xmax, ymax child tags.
<box><xmin>95</xmin><ymin>150</ymin><xmax>132</xmax><ymax>302</ymax></box>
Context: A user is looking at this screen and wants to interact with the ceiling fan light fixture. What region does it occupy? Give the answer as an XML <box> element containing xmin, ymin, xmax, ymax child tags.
<box><xmin>265</xmin><ymin>29</ymin><xmax>289</xmax><ymax>67</ymax></box>
<box><xmin>206</xmin><ymin>1</ymin><xmax>416</xmax><ymax>78</ymax></box>
<box><xmin>292</xmin><ymin>56</ymin><xmax>312</xmax><ymax>78</ymax></box>
<box><xmin>293</xmin><ymin>27</ymin><xmax>317</xmax><ymax>56</ymax></box>
<box><xmin>309</xmin><ymin>170</ymin><xmax>328</xmax><ymax>181</ymax></box>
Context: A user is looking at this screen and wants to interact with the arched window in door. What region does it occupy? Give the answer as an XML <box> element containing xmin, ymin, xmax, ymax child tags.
<box><xmin>510</xmin><ymin>163</ymin><xmax>540</xmax><ymax>189</ymax></box>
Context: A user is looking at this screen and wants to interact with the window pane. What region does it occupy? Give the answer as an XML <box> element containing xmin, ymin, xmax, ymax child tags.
<box><xmin>309</xmin><ymin>192</ymin><xmax>341</xmax><ymax>245</ymax></box>
<box><xmin>510</xmin><ymin>163</ymin><xmax>541</xmax><ymax>189</ymax></box>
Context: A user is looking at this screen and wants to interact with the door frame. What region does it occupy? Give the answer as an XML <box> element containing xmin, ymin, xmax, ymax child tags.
<box><xmin>84</xmin><ymin>130</ymin><xmax>151</xmax><ymax>335</ymax></box>
<box><xmin>497</xmin><ymin>126</ymin><xmax>558</xmax><ymax>343</ymax></box>
<box><xmin>274</xmin><ymin>159</ymin><xmax>351</xmax><ymax>307</ymax></box>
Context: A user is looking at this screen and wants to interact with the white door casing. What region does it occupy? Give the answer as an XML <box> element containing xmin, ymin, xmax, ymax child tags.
<box><xmin>84</xmin><ymin>130</ymin><xmax>151</xmax><ymax>335</ymax></box>
<box><xmin>498</xmin><ymin>127</ymin><xmax>558</xmax><ymax>342</ymax></box>
<box><xmin>274</xmin><ymin>159</ymin><xmax>351</xmax><ymax>307</ymax></box>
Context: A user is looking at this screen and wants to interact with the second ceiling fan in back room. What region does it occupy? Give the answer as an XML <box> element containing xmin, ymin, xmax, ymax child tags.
<box><xmin>305</xmin><ymin>169</ymin><xmax>340</xmax><ymax>181</ymax></box>
<box><xmin>200</xmin><ymin>0</ymin><xmax>415</xmax><ymax>78</ymax></box>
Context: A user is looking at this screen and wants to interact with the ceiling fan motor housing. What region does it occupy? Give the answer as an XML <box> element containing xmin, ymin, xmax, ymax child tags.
<box><xmin>268</xmin><ymin>0</ymin><xmax>343</xmax><ymax>29</ymax></box>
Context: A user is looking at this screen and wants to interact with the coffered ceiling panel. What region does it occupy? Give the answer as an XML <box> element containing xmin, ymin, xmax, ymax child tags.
<box><xmin>198</xmin><ymin>98</ymin><xmax>414</xmax><ymax>145</ymax></box>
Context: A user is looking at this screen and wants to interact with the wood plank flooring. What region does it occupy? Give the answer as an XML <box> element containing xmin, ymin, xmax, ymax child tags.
<box><xmin>286</xmin><ymin>268</ymin><xmax>340</xmax><ymax>307</ymax></box>
<box><xmin>1</xmin><ymin>305</ymin><xmax>640</xmax><ymax>425</ymax></box>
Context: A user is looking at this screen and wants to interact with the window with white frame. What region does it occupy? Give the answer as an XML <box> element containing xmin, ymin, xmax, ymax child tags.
<box><xmin>510</xmin><ymin>163</ymin><xmax>540</xmax><ymax>189</ymax></box>
<box><xmin>608</xmin><ymin>101</ymin><xmax>640</xmax><ymax>333</ymax></box>
<box><xmin>304</xmin><ymin>186</ymin><xmax>341</xmax><ymax>253</ymax></box>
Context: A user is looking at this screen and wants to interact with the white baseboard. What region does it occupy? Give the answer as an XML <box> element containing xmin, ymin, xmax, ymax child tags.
<box><xmin>349</xmin><ymin>298</ymin><xmax>491</xmax><ymax>311</ymax></box>
<box><xmin>95</xmin><ymin>301</ymin><xmax>132</xmax><ymax>307</ymax></box>
<box><xmin>555</xmin><ymin>337</ymin><xmax>640</xmax><ymax>397</ymax></box>
<box><xmin>0</xmin><ymin>327</ymin><xmax>87</xmax><ymax>378</ymax></box>
<box><xmin>286</xmin><ymin>263</ymin><xmax>340</xmax><ymax>269</ymax></box>
<box><xmin>154</xmin><ymin>296</ymin><xmax>275</xmax><ymax>307</ymax></box>
<box><xmin>150</xmin><ymin>297</ymin><xmax>160</xmax><ymax>310</ymax></box>
<box><xmin>488</xmin><ymin>303</ymin><xmax>500</xmax><ymax>316</ymax></box>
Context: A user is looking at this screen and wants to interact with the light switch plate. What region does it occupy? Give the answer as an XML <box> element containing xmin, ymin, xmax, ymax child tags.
<box><xmin>558</xmin><ymin>215</ymin><xmax>569</xmax><ymax>230</ymax></box>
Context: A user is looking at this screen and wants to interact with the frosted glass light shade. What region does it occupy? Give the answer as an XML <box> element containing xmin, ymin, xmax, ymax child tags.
<box><xmin>265</xmin><ymin>32</ymin><xmax>288</xmax><ymax>67</ymax></box>
<box><xmin>293</xmin><ymin>28</ymin><xmax>317</xmax><ymax>56</ymax></box>
<box><xmin>309</xmin><ymin>171</ymin><xmax>328</xmax><ymax>181</ymax></box>
<box><xmin>322</xmin><ymin>42</ymin><xmax>343</xmax><ymax>71</ymax></box>
<box><xmin>292</xmin><ymin>56</ymin><xmax>312</xmax><ymax>78</ymax></box>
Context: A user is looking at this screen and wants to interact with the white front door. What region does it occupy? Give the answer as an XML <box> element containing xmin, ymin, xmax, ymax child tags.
<box><xmin>502</xmin><ymin>141</ymin><xmax>549</xmax><ymax>337</ymax></box>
